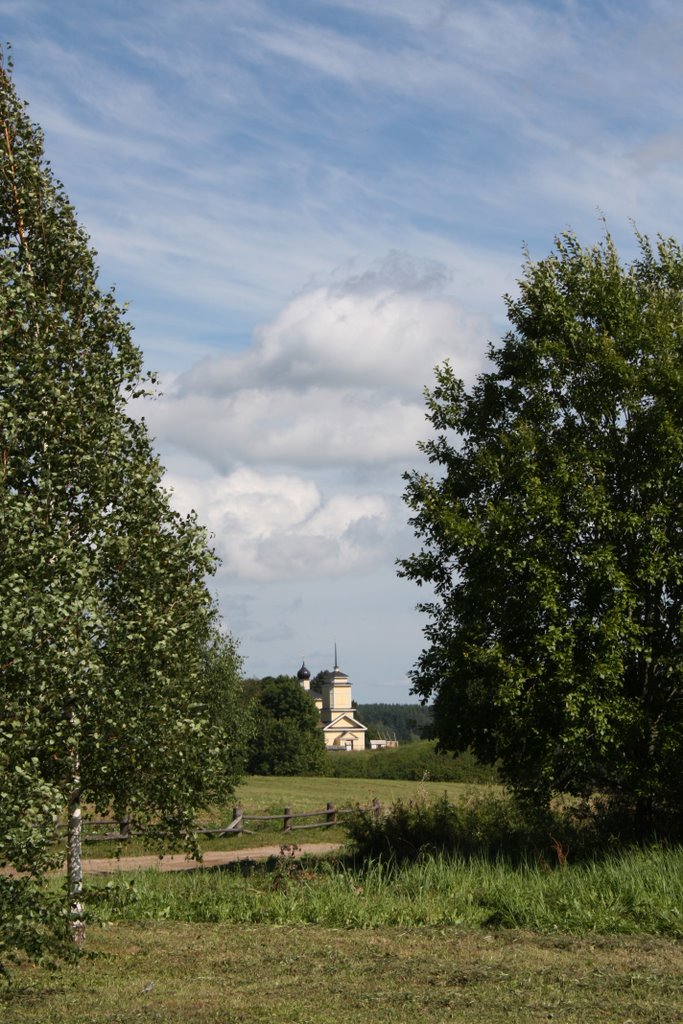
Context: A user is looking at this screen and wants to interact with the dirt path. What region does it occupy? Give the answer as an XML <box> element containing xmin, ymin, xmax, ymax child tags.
<box><xmin>0</xmin><ymin>843</ymin><xmax>343</xmax><ymax>878</ymax></box>
<box><xmin>76</xmin><ymin>842</ymin><xmax>342</xmax><ymax>875</ymax></box>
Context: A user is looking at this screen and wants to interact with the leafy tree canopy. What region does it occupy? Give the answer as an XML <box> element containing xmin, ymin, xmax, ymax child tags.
<box><xmin>0</xmin><ymin>51</ymin><xmax>247</xmax><ymax>963</ymax></box>
<box><xmin>246</xmin><ymin>677</ymin><xmax>324</xmax><ymax>776</ymax></box>
<box><xmin>400</xmin><ymin>230</ymin><xmax>683</xmax><ymax>834</ymax></box>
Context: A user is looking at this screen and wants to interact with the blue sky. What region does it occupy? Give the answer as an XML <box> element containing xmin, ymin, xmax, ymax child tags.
<box><xmin>3</xmin><ymin>0</ymin><xmax>683</xmax><ymax>700</ymax></box>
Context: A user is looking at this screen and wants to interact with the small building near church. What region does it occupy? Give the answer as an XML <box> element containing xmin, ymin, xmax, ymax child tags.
<box><xmin>368</xmin><ymin>738</ymin><xmax>399</xmax><ymax>750</ymax></box>
<box><xmin>296</xmin><ymin>651</ymin><xmax>367</xmax><ymax>751</ymax></box>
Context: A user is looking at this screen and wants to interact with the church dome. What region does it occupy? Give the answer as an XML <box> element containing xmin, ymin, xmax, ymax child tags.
<box><xmin>297</xmin><ymin>661</ymin><xmax>311</xmax><ymax>681</ymax></box>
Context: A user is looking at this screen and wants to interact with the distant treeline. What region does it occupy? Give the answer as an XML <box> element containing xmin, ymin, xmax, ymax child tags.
<box><xmin>354</xmin><ymin>703</ymin><xmax>433</xmax><ymax>743</ymax></box>
<box><xmin>324</xmin><ymin>740</ymin><xmax>498</xmax><ymax>784</ymax></box>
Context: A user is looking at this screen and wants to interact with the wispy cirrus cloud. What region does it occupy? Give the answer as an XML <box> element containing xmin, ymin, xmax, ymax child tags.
<box><xmin>5</xmin><ymin>0</ymin><xmax>683</xmax><ymax>693</ymax></box>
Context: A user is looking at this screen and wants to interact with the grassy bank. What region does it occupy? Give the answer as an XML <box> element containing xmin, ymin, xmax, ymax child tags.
<box><xmin>4</xmin><ymin>922</ymin><xmax>682</xmax><ymax>1023</ymax></box>
<box><xmin>84</xmin><ymin>845</ymin><xmax>683</xmax><ymax>936</ymax></box>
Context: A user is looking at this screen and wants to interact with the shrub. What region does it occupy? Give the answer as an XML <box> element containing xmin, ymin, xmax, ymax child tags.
<box><xmin>344</xmin><ymin>791</ymin><xmax>680</xmax><ymax>865</ymax></box>
<box><xmin>324</xmin><ymin>741</ymin><xmax>497</xmax><ymax>783</ymax></box>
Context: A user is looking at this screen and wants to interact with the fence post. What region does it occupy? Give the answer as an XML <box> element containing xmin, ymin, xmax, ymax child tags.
<box><xmin>326</xmin><ymin>802</ymin><xmax>336</xmax><ymax>826</ymax></box>
<box><xmin>372</xmin><ymin>798</ymin><xmax>381</xmax><ymax>820</ymax></box>
<box><xmin>232</xmin><ymin>806</ymin><xmax>243</xmax><ymax>833</ymax></box>
<box><xmin>119</xmin><ymin>814</ymin><xmax>131</xmax><ymax>839</ymax></box>
<box><xmin>283</xmin><ymin>806</ymin><xmax>292</xmax><ymax>832</ymax></box>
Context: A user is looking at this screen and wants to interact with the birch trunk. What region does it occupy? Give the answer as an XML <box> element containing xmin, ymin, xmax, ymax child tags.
<box><xmin>66</xmin><ymin>759</ymin><xmax>85</xmax><ymax>944</ymax></box>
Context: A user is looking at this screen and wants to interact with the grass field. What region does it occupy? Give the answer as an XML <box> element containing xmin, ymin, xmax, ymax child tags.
<box><xmin>80</xmin><ymin>776</ymin><xmax>492</xmax><ymax>858</ymax></box>
<box><xmin>6</xmin><ymin>777</ymin><xmax>683</xmax><ymax>1023</ymax></box>
<box><xmin>4</xmin><ymin>923</ymin><xmax>683</xmax><ymax>1023</ymax></box>
<box><xmin>234</xmin><ymin>774</ymin><xmax>491</xmax><ymax>813</ymax></box>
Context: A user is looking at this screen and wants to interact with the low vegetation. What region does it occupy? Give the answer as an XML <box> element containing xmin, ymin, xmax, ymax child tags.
<box><xmin>82</xmin><ymin>844</ymin><xmax>683</xmax><ymax>937</ymax></box>
<box><xmin>345</xmin><ymin>790</ymin><xmax>683</xmax><ymax>864</ymax></box>
<box><xmin>5</xmin><ymin>783</ymin><xmax>683</xmax><ymax>1023</ymax></box>
<box><xmin>323</xmin><ymin>740</ymin><xmax>497</xmax><ymax>782</ymax></box>
<box><xmin>58</xmin><ymin>790</ymin><xmax>683</xmax><ymax>940</ymax></box>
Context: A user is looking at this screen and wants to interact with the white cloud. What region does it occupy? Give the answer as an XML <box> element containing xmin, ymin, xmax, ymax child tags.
<box><xmin>168</xmin><ymin>466</ymin><xmax>393</xmax><ymax>581</ymax></box>
<box><xmin>143</xmin><ymin>253</ymin><xmax>480</xmax><ymax>583</ymax></box>
<box><xmin>142</xmin><ymin>253</ymin><xmax>487</xmax><ymax>473</ymax></box>
<box><xmin>148</xmin><ymin>385</ymin><xmax>425</xmax><ymax>470</ymax></box>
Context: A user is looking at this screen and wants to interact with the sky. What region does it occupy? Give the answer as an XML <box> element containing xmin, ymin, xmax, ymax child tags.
<box><xmin>3</xmin><ymin>0</ymin><xmax>683</xmax><ymax>701</ymax></box>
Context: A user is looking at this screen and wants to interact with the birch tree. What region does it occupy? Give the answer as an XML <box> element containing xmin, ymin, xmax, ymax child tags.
<box><xmin>0</xmin><ymin>52</ymin><xmax>246</xmax><ymax>961</ymax></box>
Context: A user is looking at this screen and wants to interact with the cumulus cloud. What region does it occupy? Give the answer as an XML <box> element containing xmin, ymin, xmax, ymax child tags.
<box><xmin>179</xmin><ymin>254</ymin><xmax>484</xmax><ymax>398</ymax></box>
<box><xmin>139</xmin><ymin>252</ymin><xmax>487</xmax><ymax>583</ymax></box>
<box><xmin>168</xmin><ymin>467</ymin><xmax>393</xmax><ymax>581</ymax></box>
<box><xmin>144</xmin><ymin>252</ymin><xmax>487</xmax><ymax>474</ymax></box>
<box><xmin>148</xmin><ymin>386</ymin><xmax>426</xmax><ymax>471</ymax></box>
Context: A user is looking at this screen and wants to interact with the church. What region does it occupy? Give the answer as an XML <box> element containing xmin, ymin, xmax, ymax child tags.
<box><xmin>296</xmin><ymin>649</ymin><xmax>367</xmax><ymax>751</ymax></box>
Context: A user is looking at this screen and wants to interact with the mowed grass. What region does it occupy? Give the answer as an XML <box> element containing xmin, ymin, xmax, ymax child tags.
<box><xmin>4</xmin><ymin>923</ymin><xmax>683</xmax><ymax>1024</ymax></box>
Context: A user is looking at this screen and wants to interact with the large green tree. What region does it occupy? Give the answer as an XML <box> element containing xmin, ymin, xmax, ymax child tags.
<box><xmin>247</xmin><ymin>677</ymin><xmax>325</xmax><ymax>776</ymax></box>
<box><xmin>400</xmin><ymin>231</ymin><xmax>683</xmax><ymax>835</ymax></box>
<box><xmin>0</xmin><ymin>52</ymin><xmax>247</xmax><ymax>962</ymax></box>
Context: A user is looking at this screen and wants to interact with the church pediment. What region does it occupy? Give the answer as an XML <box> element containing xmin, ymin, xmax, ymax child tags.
<box><xmin>323</xmin><ymin>712</ymin><xmax>367</xmax><ymax>732</ymax></box>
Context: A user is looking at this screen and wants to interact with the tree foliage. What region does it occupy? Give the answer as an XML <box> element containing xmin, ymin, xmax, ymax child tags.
<box><xmin>355</xmin><ymin>703</ymin><xmax>433</xmax><ymax>743</ymax></box>
<box><xmin>246</xmin><ymin>677</ymin><xmax>325</xmax><ymax>776</ymax></box>
<box><xmin>400</xmin><ymin>231</ymin><xmax>683</xmax><ymax>833</ymax></box>
<box><xmin>0</xmin><ymin>52</ymin><xmax>247</xmax><ymax>964</ymax></box>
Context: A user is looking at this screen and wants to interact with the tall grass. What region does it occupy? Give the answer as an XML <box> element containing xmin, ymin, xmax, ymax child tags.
<box><xmin>86</xmin><ymin>845</ymin><xmax>683</xmax><ymax>936</ymax></box>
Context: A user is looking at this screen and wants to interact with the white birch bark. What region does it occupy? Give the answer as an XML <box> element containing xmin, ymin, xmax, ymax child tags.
<box><xmin>66</xmin><ymin>757</ymin><xmax>85</xmax><ymax>944</ymax></box>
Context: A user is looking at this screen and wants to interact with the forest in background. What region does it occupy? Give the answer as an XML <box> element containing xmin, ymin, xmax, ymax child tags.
<box><xmin>354</xmin><ymin>703</ymin><xmax>432</xmax><ymax>743</ymax></box>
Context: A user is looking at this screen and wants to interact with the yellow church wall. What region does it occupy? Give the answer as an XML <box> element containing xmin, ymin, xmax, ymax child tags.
<box><xmin>324</xmin><ymin>728</ymin><xmax>365</xmax><ymax>751</ymax></box>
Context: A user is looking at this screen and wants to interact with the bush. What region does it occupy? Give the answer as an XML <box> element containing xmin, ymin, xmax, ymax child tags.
<box><xmin>344</xmin><ymin>791</ymin><xmax>681</xmax><ymax>865</ymax></box>
<box><xmin>324</xmin><ymin>741</ymin><xmax>497</xmax><ymax>783</ymax></box>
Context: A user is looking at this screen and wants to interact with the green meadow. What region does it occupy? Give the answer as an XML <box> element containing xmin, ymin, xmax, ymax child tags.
<box><xmin>77</xmin><ymin>776</ymin><xmax>493</xmax><ymax>858</ymax></box>
<box><xmin>4</xmin><ymin>777</ymin><xmax>683</xmax><ymax>1023</ymax></box>
<box><xmin>234</xmin><ymin>773</ymin><xmax>491</xmax><ymax>813</ymax></box>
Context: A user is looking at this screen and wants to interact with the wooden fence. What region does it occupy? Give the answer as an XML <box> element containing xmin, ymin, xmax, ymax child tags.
<box><xmin>78</xmin><ymin>799</ymin><xmax>383</xmax><ymax>844</ymax></box>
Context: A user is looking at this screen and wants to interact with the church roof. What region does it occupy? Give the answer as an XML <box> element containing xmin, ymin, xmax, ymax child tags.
<box><xmin>297</xmin><ymin>660</ymin><xmax>311</xmax><ymax>681</ymax></box>
<box><xmin>328</xmin><ymin>643</ymin><xmax>349</xmax><ymax>681</ymax></box>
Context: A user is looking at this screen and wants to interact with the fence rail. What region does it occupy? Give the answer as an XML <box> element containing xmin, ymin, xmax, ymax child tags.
<box><xmin>75</xmin><ymin>799</ymin><xmax>383</xmax><ymax>844</ymax></box>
